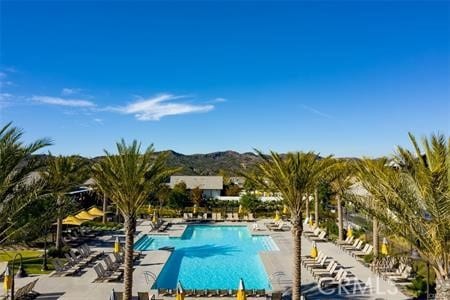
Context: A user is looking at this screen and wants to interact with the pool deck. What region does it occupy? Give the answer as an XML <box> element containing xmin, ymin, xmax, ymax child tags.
<box><xmin>8</xmin><ymin>219</ymin><xmax>411</xmax><ymax>300</ymax></box>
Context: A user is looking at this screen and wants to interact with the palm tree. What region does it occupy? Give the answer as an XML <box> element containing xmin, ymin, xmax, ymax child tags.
<box><xmin>351</xmin><ymin>134</ymin><xmax>449</xmax><ymax>299</ymax></box>
<box><xmin>0</xmin><ymin>122</ymin><xmax>51</xmax><ymax>244</ymax></box>
<box><xmin>40</xmin><ymin>155</ymin><xmax>89</xmax><ymax>251</ymax></box>
<box><xmin>244</xmin><ymin>151</ymin><xmax>333</xmax><ymax>300</ymax></box>
<box><xmin>92</xmin><ymin>140</ymin><xmax>176</xmax><ymax>300</ymax></box>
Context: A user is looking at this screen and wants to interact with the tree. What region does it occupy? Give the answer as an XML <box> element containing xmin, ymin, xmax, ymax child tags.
<box><xmin>190</xmin><ymin>186</ymin><xmax>204</xmax><ymax>207</ymax></box>
<box><xmin>40</xmin><ymin>155</ymin><xmax>89</xmax><ymax>251</ymax></box>
<box><xmin>244</xmin><ymin>151</ymin><xmax>334</xmax><ymax>300</ymax></box>
<box><xmin>351</xmin><ymin>134</ymin><xmax>449</xmax><ymax>300</ymax></box>
<box><xmin>239</xmin><ymin>193</ymin><xmax>260</xmax><ymax>213</ymax></box>
<box><xmin>0</xmin><ymin>122</ymin><xmax>51</xmax><ymax>245</ymax></box>
<box><xmin>92</xmin><ymin>140</ymin><xmax>175</xmax><ymax>300</ymax></box>
<box><xmin>224</xmin><ymin>182</ymin><xmax>241</xmax><ymax>196</ymax></box>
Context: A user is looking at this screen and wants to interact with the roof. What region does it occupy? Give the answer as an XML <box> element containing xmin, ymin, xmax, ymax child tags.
<box><xmin>170</xmin><ymin>176</ymin><xmax>223</xmax><ymax>190</ymax></box>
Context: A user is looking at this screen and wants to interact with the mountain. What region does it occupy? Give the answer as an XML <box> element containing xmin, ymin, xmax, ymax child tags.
<box><xmin>160</xmin><ymin>150</ymin><xmax>260</xmax><ymax>176</ymax></box>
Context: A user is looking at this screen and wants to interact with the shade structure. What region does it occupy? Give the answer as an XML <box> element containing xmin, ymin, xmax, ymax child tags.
<box><xmin>75</xmin><ymin>210</ymin><xmax>97</xmax><ymax>221</ymax></box>
<box><xmin>175</xmin><ymin>281</ymin><xmax>185</xmax><ymax>300</ymax></box>
<box><xmin>236</xmin><ymin>278</ymin><xmax>246</xmax><ymax>300</ymax></box>
<box><xmin>274</xmin><ymin>211</ymin><xmax>280</xmax><ymax>222</ymax></box>
<box><xmin>347</xmin><ymin>225</ymin><xmax>353</xmax><ymax>238</ymax></box>
<box><xmin>282</xmin><ymin>205</ymin><xmax>288</xmax><ymax>215</ymax></box>
<box><xmin>381</xmin><ymin>237</ymin><xmax>389</xmax><ymax>255</ymax></box>
<box><xmin>62</xmin><ymin>215</ymin><xmax>87</xmax><ymax>226</ymax></box>
<box><xmin>238</xmin><ymin>205</ymin><xmax>243</xmax><ymax>214</ymax></box>
<box><xmin>114</xmin><ymin>236</ymin><xmax>120</xmax><ymax>253</ymax></box>
<box><xmin>310</xmin><ymin>241</ymin><xmax>318</xmax><ymax>258</ymax></box>
<box><xmin>87</xmin><ymin>207</ymin><xmax>104</xmax><ymax>217</ymax></box>
<box><xmin>3</xmin><ymin>265</ymin><xmax>11</xmax><ymax>292</ymax></box>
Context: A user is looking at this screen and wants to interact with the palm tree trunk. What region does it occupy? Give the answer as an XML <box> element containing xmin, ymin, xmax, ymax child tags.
<box><xmin>55</xmin><ymin>196</ymin><xmax>63</xmax><ymax>251</ymax></box>
<box><xmin>372</xmin><ymin>217</ymin><xmax>379</xmax><ymax>257</ymax></box>
<box><xmin>314</xmin><ymin>188</ymin><xmax>319</xmax><ymax>226</ymax></box>
<box><xmin>102</xmin><ymin>194</ymin><xmax>107</xmax><ymax>224</ymax></box>
<box><xmin>435</xmin><ymin>278</ymin><xmax>450</xmax><ymax>300</ymax></box>
<box><xmin>123</xmin><ymin>215</ymin><xmax>136</xmax><ymax>300</ymax></box>
<box><xmin>292</xmin><ymin>216</ymin><xmax>302</xmax><ymax>300</ymax></box>
<box><xmin>305</xmin><ymin>195</ymin><xmax>309</xmax><ymax>220</ymax></box>
<box><xmin>337</xmin><ymin>194</ymin><xmax>344</xmax><ymax>241</ymax></box>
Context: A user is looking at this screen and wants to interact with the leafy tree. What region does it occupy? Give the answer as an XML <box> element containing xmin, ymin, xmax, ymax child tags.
<box><xmin>224</xmin><ymin>182</ymin><xmax>241</xmax><ymax>196</ymax></box>
<box><xmin>245</xmin><ymin>151</ymin><xmax>334</xmax><ymax>300</ymax></box>
<box><xmin>168</xmin><ymin>182</ymin><xmax>190</xmax><ymax>210</ymax></box>
<box><xmin>92</xmin><ymin>140</ymin><xmax>175</xmax><ymax>300</ymax></box>
<box><xmin>350</xmin><ymin>134</ymin><xmax>449</xmax><ymax>299</ymax></box>
<box><xmin>0</xmin><ymin>122</ymin><xmax>51</xmax><ymax>245</ymax></box>
<box><xmin>40</xmin><ymin>155</ymin><xmax>89</xmax><ymax>250</ymax></box>
<box><xmin>239</xmin><ymin>193</ymin><xmax>260</xmax><ymax>213</ymax></box>
<box><xmin>190</xmin><ymin>186</ymin><xmax>204</xmax><ymax>207</ymax></box>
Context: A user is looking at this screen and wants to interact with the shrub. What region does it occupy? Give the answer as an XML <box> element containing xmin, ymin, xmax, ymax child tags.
<box><xmin>47</xmin><ymin>245</ymin><xmax>70</xmax><ymax>258</ymax></box>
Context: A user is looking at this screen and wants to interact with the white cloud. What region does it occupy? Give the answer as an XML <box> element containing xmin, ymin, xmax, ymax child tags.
<box><xmin>113</xmin><ymin>93</ymin><xmax>214</xmax><ymax>121</ymax></box>
<box><xmin>61</xmin><ymin>88</ymin><xmax>82</xmax><ymax>96</ymax></box>
<box><xmin>32</xmin><ymin>96</ymin><xmax>95</xmax><ymax>108</ymax></box>
<box><xmin>93</xmin><ymin>118</ymin><xmax>103</xmax><ymax>124</ymax></box>
<box><xmin>212</xmin><ymin>97</ymin><xmax>227</xmax><ymax>103</ymax></box>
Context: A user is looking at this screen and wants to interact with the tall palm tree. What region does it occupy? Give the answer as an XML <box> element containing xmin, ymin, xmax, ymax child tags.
<box><xmin>0</xmin><ymin>122</ymin><xmax>51</xmax><ymax>244</ymax></box>
<box><xmin>351</xmin><ymin>134</ymin><xmax>449</xmax><ymax>299</ymax></box>
<box><xmin>92</xmin><ymin>140</ymin><xmax>176</xmax><ymax>300</ymax></box>
<box><xmin>40</xmin><ymin>155</ymin><xmax>89</xmax><ymax>250</ymax></box>
<box><xmin>244</xmin><ymin>151</ymin><xmax>333</xmax><ymax>300</ymax></box>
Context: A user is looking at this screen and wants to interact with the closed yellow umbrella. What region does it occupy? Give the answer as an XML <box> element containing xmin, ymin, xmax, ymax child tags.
<box><xmin>347</xmin><ymin>225</ymin><xmax>353</xmax><ymax>238</ymax></box>
<box><xmin>274</xmin><ymin>211</ymin><xmax>280</xmax><ymax>222</ymax></box>
<box><xmin>308</xmin><ymin>215</ymin><xmax>313</xmax><ymax>226</ymax></box>
<box><xmin>175</xmin><ymin>281</ymin><xmax>184</xmax><ymax>300</ymax></box>
<box><xmin>152</xmin><ymin>213</ymin><xmax>158</xmax><ymax>224</ymax></box>
<box><xmin>193</xmin><ymin>204</ymin><xmax>198</xmax><ymax>214</ymax></box>
<box><xmin>236</xmin><ymin>278</ymin><xmax>246</xmax><ymax>300</ymax></box>
<box><xmin>282</xmin><ymin>205</ymin><xmax>288</xmax><ymax>215</ymax></box>
<box><xmin>87</xmin><ymin>207</ymin><xmax>104</xmax><ymax>217</ymax></box>
<box><xmin>381</xmin><ymin>237</ymin><xmax>389</xmax><ymax>255</ymax></box>
<box><xmin>62</xmin><ymin>215</ymin><xmax>86</xmax><ymax>226</ymax></box>
<box><xmin>114</xmin><ymin>236</ymin><xmax>120</xmax><ymax>253</ymax></box>
<box><xmin>3</xmin><ymin>265</ymin><xmax>11</xmax><ymax>293</ymax></box>
<box><xmin>238</xmin><ymin>205</ymin><xmax>243</xmax><ymax>214</ymax></box>
<box><xmin>75</xmin><ymin>210</ymin><xmax>97</xmax><ymax>220</ymax></box>
<box><xmin>310</xmin><ymin>241</ymin><xmax>318</xmax><ymax>258</ymax></box>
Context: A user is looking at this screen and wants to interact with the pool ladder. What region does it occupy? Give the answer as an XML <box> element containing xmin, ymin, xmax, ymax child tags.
<box><xmin>144</xmin><ymin>271</ymin><xmax>157</xmax><ymax>289</ymax></box>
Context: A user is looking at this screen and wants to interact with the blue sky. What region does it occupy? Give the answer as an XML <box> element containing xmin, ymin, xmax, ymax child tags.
<box><xmin>0</xmin><ymin>1</ymin><xmax>448</xmax><ymax>158</ymax></box>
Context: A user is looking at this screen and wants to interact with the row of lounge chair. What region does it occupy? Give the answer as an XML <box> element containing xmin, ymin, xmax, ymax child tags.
<box><xmin>265</xmin><ymin>220</ymin><xmax>291</xmax><ymax>231</ymax></box>
<box><xmin>338</xmin><ymin>238</ymin><xmax>373</xmax><ymax>259</ymax></box>
<box><xmin>303</xmin><ymin>227</ymin><xmax>327</xmax><ymax>242</ymax></box>
<box><xmin>149</xmin><ymin>219</ymin><xmax>170</xmax><ymax>232</ymax></box>
<box><xmin>0</xmin><ymin>279</ymin><xmax>40</xmax><ymax>300</ymax></box>
<box><xmin>302</xmin><ymin>251</ymin><xmax>357</xmax><ymax>288</ymax></box>
<box><xmin>373</xmin><ymin>258</ymin><xmax>414</xmax><ymax>285</ymax></box>
<box><xmin>183</xmin><ymin>212</ymin><xmax>255</xmax><ymax>222</ymax></box>
<box><xmin>157</xmin><ymin>288</ymin><xmax>266</xmax><ymax>297</ymax></box>
<box><xmin>52</xmin><ymin>244</ymin><xmax>103</xmax><ymax>276</ymax></box>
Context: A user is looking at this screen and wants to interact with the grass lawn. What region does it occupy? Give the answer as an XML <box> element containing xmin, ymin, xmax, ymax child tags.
<box><xmin>0</xmin><ymin>250</ymin><xmax>56</xmax><ymax>274</ymax></box>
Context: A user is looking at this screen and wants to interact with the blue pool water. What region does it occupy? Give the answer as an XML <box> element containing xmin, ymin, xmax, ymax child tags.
<box><xmin>134</xmin><ymin>225</ymin><xmax>278</xmax><ymax>290</ymax></box>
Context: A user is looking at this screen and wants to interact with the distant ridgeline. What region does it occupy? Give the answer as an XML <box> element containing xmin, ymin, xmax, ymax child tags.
<box><xmin>32</xmin><ymin>151</ymin><xmax>355</xmax><ymax>176</ymax></box>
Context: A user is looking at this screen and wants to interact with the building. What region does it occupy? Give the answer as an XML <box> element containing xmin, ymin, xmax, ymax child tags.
<box><xmin>169</xmin><ymin>176</ymin><xmax>223</xmax><ymax>198</ymax></box>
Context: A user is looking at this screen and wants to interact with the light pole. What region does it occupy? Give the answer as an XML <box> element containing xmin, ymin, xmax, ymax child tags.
<box><xmin>10</xmin><ymin>253</ymin><xmax>27</xmax><ymax>300</ymax></box>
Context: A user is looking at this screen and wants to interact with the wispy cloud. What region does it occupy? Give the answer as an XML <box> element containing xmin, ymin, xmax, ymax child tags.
<box><xmin>111</xmin><ymin>94</ymin><xmax>214</xmax><ymax>121</ymax></box>
<box><xmin>210</xmin><ymin>97</ymin><xmax>227</xmax><ymax>103</ymax></box>
<box><xmin>0</xmin><ymin>71</ymin><xmax>14</xmax><ymax>87</ymax></box>
<box><xmin>61</xmin><ymin>88</ymin><xmax>82</xmax><ymax>96</ymax></box>
<box><xmin>32</xmin><ymin>96</ymin><xmax>96</xmax><ymax>108</ymax></box>
<box><xmin>301</xmin><ymin>104</ymin><xmax>331</xmax><ymax>119</ymax></box>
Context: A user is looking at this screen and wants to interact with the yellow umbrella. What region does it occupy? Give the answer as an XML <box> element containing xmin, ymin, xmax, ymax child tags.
<box><xmin>310</xmin><ymin>241</ymin><xmax>318</xmax><ymax>258</ymax></box>
<box><xmin>75</xmin><ymin>210</ymin><xmax>97</xmax><ymax>220</ymax></box>
<box><xmin>3</xmin><ymin>265</ymin><xmax>11</xmax><ymax>292</ymax></box>
<box><xmin>238</xmin><ymin>205</ymin><xmax>243</xmax><ymax>214</ymax></box>
<box><xmin>193</xmin><ymin>204</ymin><xmax>198</xmax><ymax>214</ymax></box>
<box><xmin>87</xmin><ymin>207</ymin><xmax>104</xmax><ymax>217</ymax></box>
<box><xmin>148</xmin><ymin>204</ymin><xmax>152</xmax><ymax>214</ymax></box>
<box><xmin>236</xmin><ymin>278</ymin><xmax>246</xmax><ymax>300</ymax></box>
<box><xmin>152</xmin><ymin>213</ymin><xmax>158</xmax><ymax>224</ymax></box>
<box><xmin>347</xmin><ymin>225</ymin><xmax>353</xmax><ymax>238</ymax></box>
<box><xmin>274</xmin><ymin>211</ymin><xmax>280</xmax><ymax>222</ymax></box>
<box><xmin>308</xmin><ymin>215</ymin><xmax>313</xmax><ymax>226</ymax></box>
<box><xmin>282</xmin><ymin>205</ymin><xmax>288</xmax><ymax>215</ymax></box>
<box><xmin>175</xmin><ymin>281</ymin><xmax>185</xmax><ymax>300</ymax></box>
<box><xmin>62</xmin><ymin>215</ymin><xmax>86</xmax><ymax>226</ymax></box>
<box><xmin>114</xmin><ymin>236</ymin><xmax>120</xmax><ymax>253</ymax></box>
<box><xmin>381</xmin><ymin>237</ymin><xmax>389</xmax><ymax>255</ymax></box>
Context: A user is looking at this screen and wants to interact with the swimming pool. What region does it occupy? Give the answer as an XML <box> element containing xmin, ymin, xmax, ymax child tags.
<box><xmin>134</xmin><ymin>225</ymin><xmax>278</xmax><ymax>290</ymax></box>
